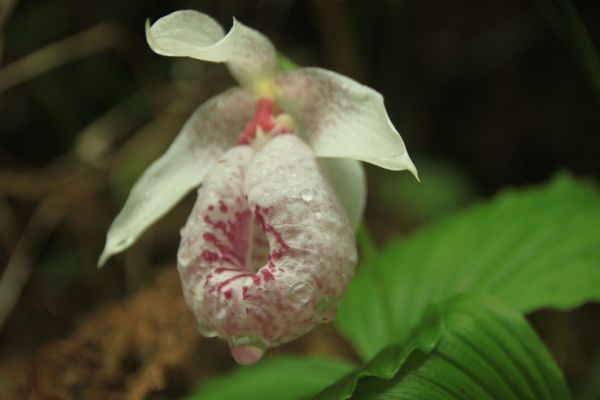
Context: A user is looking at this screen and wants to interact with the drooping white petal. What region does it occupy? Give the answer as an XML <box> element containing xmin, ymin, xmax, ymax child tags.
<box><xmin>276</xmin><ymin>67</ymin><xmax>418</xmax><ymax>178</ymax></box>
<box><xmin>98</xmin><ymin>87</ymin><xmax>255</xmax><ymax>267</ymax></box>
<box><xmin>318</xmin><ymin>157</ymin><xmax>366</xmax><ymax>230</ymax></box>
<box><xmin>146</xmin><ymin>10</ymin><xmax>278</xmax><ymax>85</ymax></box>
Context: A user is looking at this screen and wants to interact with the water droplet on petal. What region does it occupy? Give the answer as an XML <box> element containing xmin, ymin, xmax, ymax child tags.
<box><xmin>291</xmin><ymin>281</ymin><xmax>312</xmax><ymax>305</ymax></box>
<box><xmin>116</xmin><ymin>236</ymin><xmax>134</xmax><ymax>250</ymax></box>
<box><xmin>196</xmin><ymin>320</ymin><xmax>217</xmax><ymax>338</ymax></box>
<box><xmin>300</xmin><ymin>189</ymin><xmax>314</xmax><ymax>202</ymax></box>
<box><xmin>315</xmin><ymin>296</ymin><xmax>337</xmax><ymax>323</ymax></box>
<box><xmin>229</xmin><ymin>337</ymin><xmax>267</xmax><ymax>365</ymax></box>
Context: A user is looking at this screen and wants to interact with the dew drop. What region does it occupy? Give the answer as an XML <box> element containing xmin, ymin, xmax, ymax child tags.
<box><xmin>315</xmin><ymin>296</ymin><xmax>337</xmax><ymax>323</ymax></box>
<box><xmin>300</xmin><ymin>189</ymin><xmax>314</xmax><ymax>202</ymax></box>
<box><xmin>116</xmin><ymin>236</ymin><xmax>134</xmax><ymax>249</ymax></box>
<box><xmin>196</xmin><ymin>320</ymin><xmax>217</xmax><ymax>338</ymax></box>
<box><xmin>291</xmin><ymin>281</ymin><xmax>312</xmax><ymax>305</ymax></box>
<box><xmin>229</xmin><ymin>337</ymin><xmax>267</xmax><ymax>365</ymax></box>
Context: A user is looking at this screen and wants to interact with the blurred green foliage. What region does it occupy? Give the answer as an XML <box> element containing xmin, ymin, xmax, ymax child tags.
<box><xmin>339</xmin><ymin>173</ymin><xmax>600</xmax><ymax>360</ymax></box>
<box><xmin>374</xmin><ymin>159</ymin><xmax>476</xmax><ymax>223</ymax></box>
<box><xmin>188</xmin><ymin>356</ymin><xmax>354</xmax><ymax>400</ymax></box>
<box><xmin>321</xmin><ymin>296</ymin><xmax>570</xmax><ymax>399</ymax></box>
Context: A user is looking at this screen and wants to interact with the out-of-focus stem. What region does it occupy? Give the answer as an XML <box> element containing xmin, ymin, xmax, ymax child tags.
<box><xmin>0</xmin><ymin>0</ymin><xmax>19</xmax><ymax>65</ymax></box>
<box><xmin>0</xmin><ymin>22</ymin><xmax>122</xmax><ymax>94</ymax></box>
<box><xmin>0</xmin><ymin>199</ymin><xmax>65</xmax><ymax>330</ymax></box>
<box><xmin>557</xmin><ymin>0</ymin><xmax>600</xmax><ymax>98</ymax></box>
<box><xmin>356</xmin><ymin>224</ymin><xmax>377</xmax><ymax>266</ymax></box>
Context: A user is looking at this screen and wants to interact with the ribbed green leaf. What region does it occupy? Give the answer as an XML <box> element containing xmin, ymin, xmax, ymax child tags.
<box><xmin>186</xmin><ymin>356</ymin><xmax>354</xmax><ymax>400</ymax></box>
<box><xmin>338</xmin><ymin>174</ymin><xmax>600</xmax><ymax>360</ymax></box>
<box><xmin>319</xmin><ymin>296</ymin><xmax>570</xmax><ymax>400</ymax></box>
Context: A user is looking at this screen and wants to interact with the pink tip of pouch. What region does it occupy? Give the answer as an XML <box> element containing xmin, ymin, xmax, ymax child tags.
<box><xmin>231</xmin><ymin>344</ymin><xmax>265</xmax><ymax>365</ymax></box>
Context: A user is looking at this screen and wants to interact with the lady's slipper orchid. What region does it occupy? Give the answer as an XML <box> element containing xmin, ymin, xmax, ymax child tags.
<box><xmin>99</xmin><ymin>10</ymin><xmax>417</xmax><ymax>365</ymax></box>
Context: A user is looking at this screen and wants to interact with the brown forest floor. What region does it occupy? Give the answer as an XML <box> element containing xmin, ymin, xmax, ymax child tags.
<box><xmin>6</xmin><ymin>266</ymin><xmax>355</xmax><ymax>400</ymax></box>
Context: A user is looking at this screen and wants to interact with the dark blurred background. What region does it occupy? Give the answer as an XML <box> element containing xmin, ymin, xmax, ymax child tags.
<box><xmin>0</xmin><ymin>0</ymin><xmax>598</xmax><ymax>398</ymax></box>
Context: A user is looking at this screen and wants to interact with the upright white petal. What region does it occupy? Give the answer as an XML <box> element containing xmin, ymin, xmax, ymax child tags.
<box><xmin>99</xmin><ymin>87</ymin><xmax>255</xmax><ymax>267</ymax></box>
<box><xmin>146</xmin><ymin>10</ymin><xmax>278</xmax><ymax>85</ymax></box>
<box><xmin>276</xmin><ymin>68</ymin><xmax>418</xmax><ymax>178</ymax></box>
<box><xmin>318</xmin><ymin>157</ymin><xmax>366</xmax><ymax>229</ymax></box>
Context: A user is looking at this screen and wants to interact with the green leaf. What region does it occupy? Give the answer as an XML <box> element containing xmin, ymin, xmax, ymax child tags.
<box><xmin>319</xmin><ymin>296</ymin><xmax>571</xmax><ymax>400</ymax></box>
<box><xmin>278</xmin><ymin>54</ymin><xmax>299</xmax><ymax>71</ymax></box>
<box><xmin>186</xmin><ymin>356</ymin><xmax>355</xmax><ymax>400</ymax></box>
<box><xmin>338</xmin><ymin>173</ymin><xmax>600</xmax><ymax>360</ymax></box>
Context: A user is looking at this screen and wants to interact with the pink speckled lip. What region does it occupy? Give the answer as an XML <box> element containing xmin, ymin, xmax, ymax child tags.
<box><xmin>177</xmin><ymin>131</ymin><xmax>356</xmax><ymax>364</ymax></box>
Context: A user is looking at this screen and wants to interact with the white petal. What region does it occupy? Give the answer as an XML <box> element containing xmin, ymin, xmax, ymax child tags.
<box><xmin>98</xmin><ymin>87</ymin><xmax>255</xmax><ymax>267</ymax></box>
<box><xmin>318</xmin><ymin>157</ymin><xmax>366</xmax><ymax>230</ymax></box>
<box><xmin>276</xmin><ymin>68</ymin><xmax>418</xmax><ymax>178</ymax></box>
<box><xmin>146</xmin><ymin>10</ymin><xmax>278</xmax><ymax>85</ymax></box>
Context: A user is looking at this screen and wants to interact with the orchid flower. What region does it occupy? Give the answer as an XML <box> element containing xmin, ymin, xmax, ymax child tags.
<box><xmin>99</xmin><ymin>10</ymin><xmax>417</xmax><ymax>365</ymax></box>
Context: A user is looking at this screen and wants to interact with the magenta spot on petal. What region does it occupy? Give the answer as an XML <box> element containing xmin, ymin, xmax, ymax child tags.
<box><xmin>224</xmin><ymin>289</ymin><xmax>233</xmax><ymax>299</ymax></box>
<box><xmin>261</xmin><ymin>269</ymin><xmax>275</xmax><ymax>281</ymax></box>
<box><xmin>201</xmin><ymin>250</ymin><xmax>219</xmax><ymax>263</ymax></box>
<box><xmin>208</xmin><ymin>205</ymin><xmax>214</xmax><ymax>211</ymax></box>
<box><xmin>254</xmin><ymin>205</ymin><xmax>290</xmax><ymax>261</ymax></box>
<box><xmin>219</xmin><ymin>200</ymin><xmax>228</xmax><ymax>213</ymax></box>
<box><xmin>215</xmin><ymin>267</ymin><xmax>244</xmax><ymax>274</ymax></box>
<box><xmin>202</xmin><ymin>232</ymin><xmax>216</xmax><ymax>242</ymax></box>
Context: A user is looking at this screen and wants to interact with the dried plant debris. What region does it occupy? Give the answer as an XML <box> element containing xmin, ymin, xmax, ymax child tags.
<box><xmin>23</xmin><ymin>266</ymin><xmax>230</xmax><ymax>400</ymax></box>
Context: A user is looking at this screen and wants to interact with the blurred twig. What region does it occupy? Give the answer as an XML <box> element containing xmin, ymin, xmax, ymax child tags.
<box><xmin>0</xmin><ymin>198</ymin><xmax>65</xmax><ymax>329</ymax></box>
<box><xmin>0</xmin><ymin>0</ymin><xmax>18</xmax><ymax>33</ymax></box>
<box><xmin>356</xmin><ymin>224</ymin><xmax>377</xmax><ymax>266</ymax></box>
<box><xmin>74</xmin><ymin>85</ymin><xmax>177</xmax><ymax>167</ymax></box>
<box><xmin>308</xmin><ymin>0</ymin><xmax>364</xmax><ymax>80</ymax></box>
<box><xmin>0</xmin><ymin>195</ymin><xmax>18</xmax><ymax>250</ymax></box>
<box><xmin>0</xmin><ymin>22</ymin><xmax>123</xmax><ymax>94</ymax></box>
<box><xmin>0</xmin><ymin>0</ymin><xmax>19</xmax><ymax>65</ymax></box>
<box><xmin>551</xmin><ymin>0</ymin><xmax>600</xmax><ymax>98</ymax></box>
<box><xmin>0</xmin><ymin>80</ymin><xmax>203</xmax><ymax>314</ymax></box>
